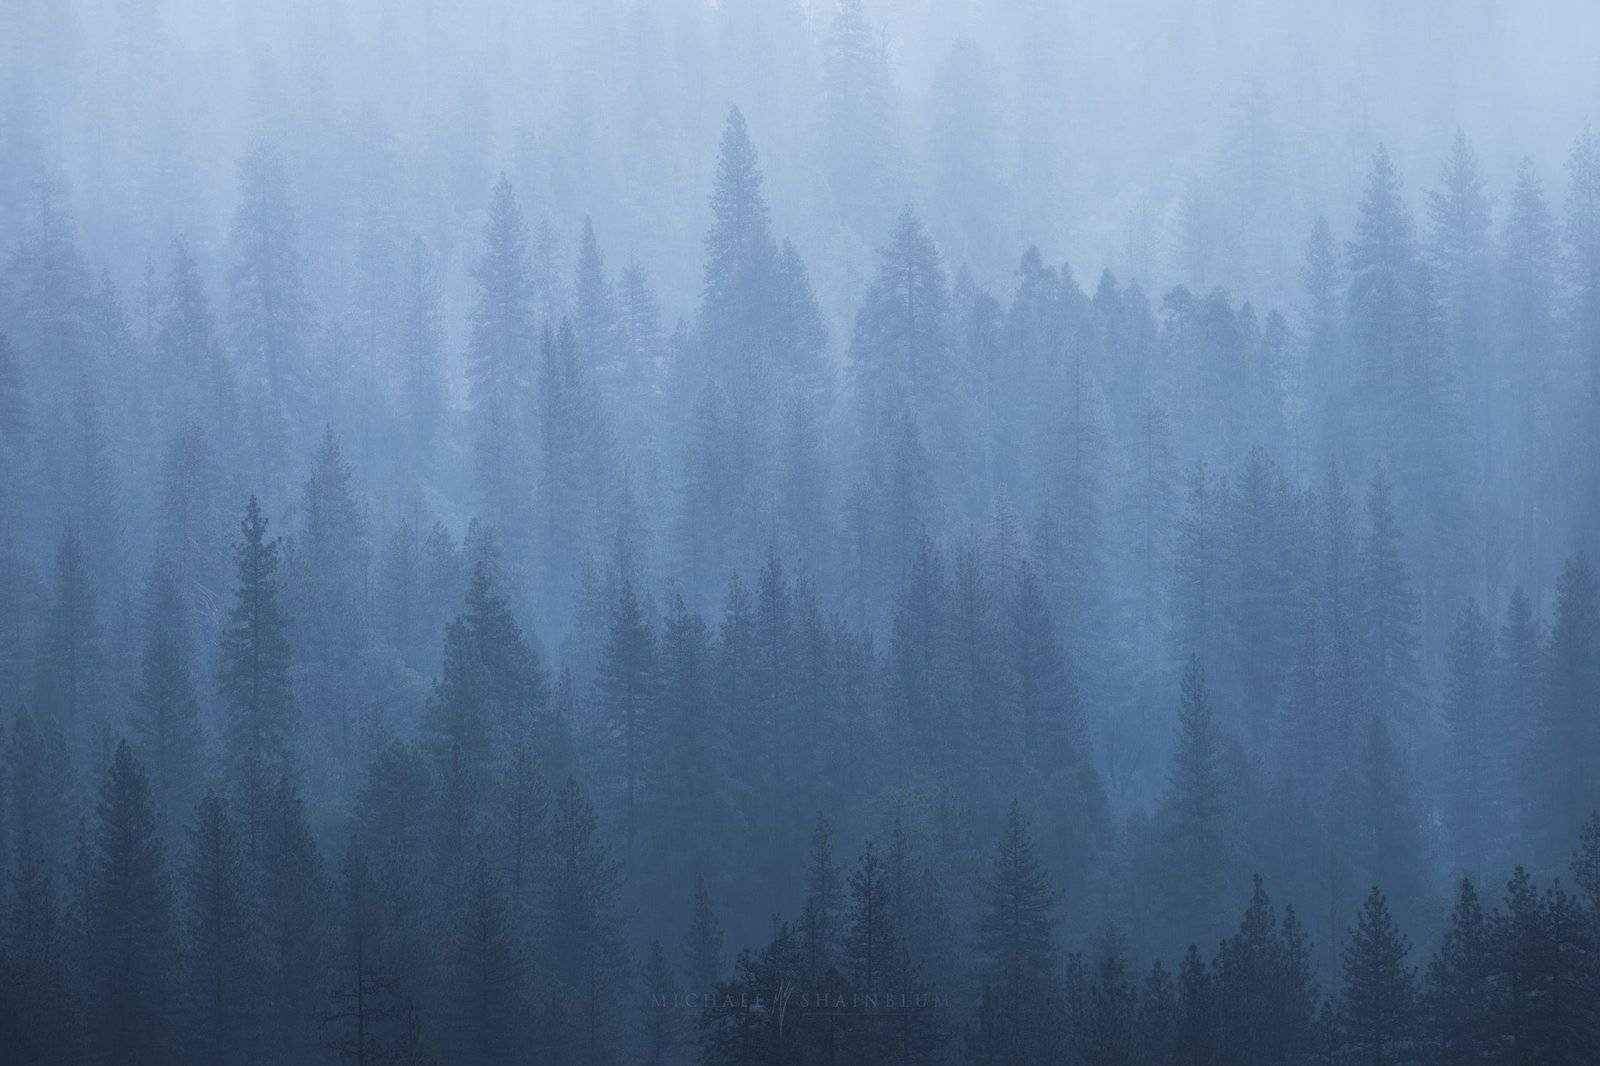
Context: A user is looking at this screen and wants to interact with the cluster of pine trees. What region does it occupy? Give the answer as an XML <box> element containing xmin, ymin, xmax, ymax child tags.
<box><xmin>3</xmin><ymin>67</ymin><xmax>1600</xmax><ymax>1066</ymax></box>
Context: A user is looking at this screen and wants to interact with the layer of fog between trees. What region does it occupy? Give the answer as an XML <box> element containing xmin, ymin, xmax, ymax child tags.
<box><xmin>3</xmin><ymin>1</ymin><xmax>1600</xmax><ymax>1064</ymax></box>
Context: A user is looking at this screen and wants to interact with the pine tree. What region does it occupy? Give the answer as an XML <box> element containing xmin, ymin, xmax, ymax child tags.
<box><xmin>1499</xmin><ymin>586</ymin><xmax>1544</xmax><ymax>850</ymax></box>
<box><xmin>1212</xmin><ymin>876</ymin><xmax>1317</xmax><ymax>1065</ymax></box>
<box><xmin>84</xmin><ymin>741</ymin><xmax>179</xmax><ymax>1065</ymax></box>
<box><xmin>1359</xmin><ymin>467</ymin><xmax>1421</xmax><ymax>730</ymax></box>
<box><xmin>646</xmin><ymin>597</ymin><xmax>720</xmax><ymax>902</ymax></box>
<box><xmin>598</xmin><ymin>576</ymin><xmax>655</xmax><ymax>864</ymax></box>
<box><xmin>446</xmin><ymin>852</ymin><xmax>519</xmax><ymax>1065</ymax></box>
<box><xmin>574</xmin><ymin>217</ymin><xmax>617</xmax><ymax>369</ymax></box>
<box><xmin>1567</xmin><ymin>123</ymin><xmax>1600</xmax><ymax>401</ymax></box>
<box><xmin>1175</xmin><ymin>943</ymin><xmax>1219</xmax><ymax>1066</ymax></box>
<box><xmin>1009</xmin><ymin>558</ymin><xmax>1080</xmax><ymax>761</ymax></box>
<box><xmin>1423</xmin><ymin>878</ymin><xmax>1493</xmax><ymax>1064</ymax></box>
<box><xmin>1338</xmin><ymin>887</ymin><xmax>1419</xmax><ymax>1066</ymax></box>
<box><xmin>1354</xmin><ymin>712</ymin><xmax>1428</xmax><ymax>923</ymax></box>
<box><xmin>971</xmin><ymin>800</ymin><xmax>1058</xmax><ymax>1065</ymax></box>
<box><xmin>684</xmin><ymin>874</ymin><xmax>726</xmax><ymax>994</ymax></box>
<box><xmin>539</xmin><ymin>778</ymin><xmax>628</xmax><ymax>1065</ymax></box>
<box><xmin>33</xmin><ymin>526</ymin><xmax>103</xmax><ymax>751</ymax></box>
<box><xmin>157</xmin><ymin>240</ymin><xmax>237</xmax><ymax>443</ymax></box>
<box><xmin>700</xmin><ymin>105</ymin><xmax>780</xmax><ymax>396</ymax></box>
<box><xmin>218</xmin><ymin>496</ymin><xmax>295</xmax><ymax>848</ymax></box>
<box><xmin>182</xmin><ymin>792</ymin><xmax>258</xmax><ymax>1066</ymax></box>
<box><xmin>228</xmin><ymin>141</ymin><xmax>308</xmax><ymax>478</ymax></box>
<box><xmin>819</xmin><ymin>0</ymin><xmax>903</xmax><ymax>238</ymax></box>
<box><xmin>1427</xmin><ymin>132</ymin><xmax>1493</xmax><ymax>456</ymax></box>
<box><xmin>1347</xmin><ymin>145</ymin><xmax>1420</xmax><ymax>434</ymax></box>
<box><xmin>1303</xmin><ymin>217</ymin><xmax>1347</xmax><ymax>415</ymax></box>
<box><xmin>1501</xmin><ymin>158</ymin><xmax>1560</xmax><ymax>586</ymax></box>
<box><xmin>466</xmin><ymin>175</ymin><xmax>536</xmax><ymax>542</ymax></box>
<box><xmin>1532</xmin><ymin>557</ymin><xmax>1600</xmax><ymax>863</ymax></box>
<box><xmin>398</xmin><ymin>237</ymin><xmax>445</xmax><ymax>467</ymax></box>
<box><xmin>1078</xmin><ymin>930</ymin><xmax>1139</xmax><ymax>1066</ymax></box>
<box><xmin>799</xmin><ymin>814</ymin><xmax>844</xmax><ymax>979</ymax></box>
<box><xmin>1159</xmin><ymin>656</ymin><xmax>1229</xmax><ymax>948</ymax></box>
<box><xmin>1137</xmin><ymin>957</ymin><xmax>1179</xmax><ymax>1066</ymax></box>
<box><xmin>423</xmin><ymin>557</ymin><xmax>548</xmax><ymax>827</ymax></box>
<box><xmin>641</xmin><ymin>939</ymin><xmax>684</xmax><ymax>1066</ymax></box>
<box><xmin>295</xmin><ymin>425</ymin><xmax>369</xmax><ymax>760</ymax></box>
<box><xmin>849</xmin><ymin>207</ymin><xmax>970</xmax><ymax>511</ymax></box>
<box><xmin>130</xmin><ymin>567</ymin><xmax>203</xmax><ymax>846</ymax></box>
<box><xmin>255</xmin><ymin>776</ymin><xmax>325</xmax><ymax>1062</ymax></box>
<box><xmin>1443</xmin><ymin>599</ymin><xmax>1496</xmax><ymax>878</ymax></box>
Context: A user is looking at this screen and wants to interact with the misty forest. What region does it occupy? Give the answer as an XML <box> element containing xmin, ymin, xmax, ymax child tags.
<box><xmin>5</xmin><ymin>1</ymin><xmax>1600</xmax><ymax>1063</ymax></box>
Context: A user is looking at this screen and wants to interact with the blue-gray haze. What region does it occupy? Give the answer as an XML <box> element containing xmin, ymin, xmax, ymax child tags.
<box><xmin>2</xmin><ymin>2</ymin><xmax>1598</xmax><ymax>1063</ymax></box>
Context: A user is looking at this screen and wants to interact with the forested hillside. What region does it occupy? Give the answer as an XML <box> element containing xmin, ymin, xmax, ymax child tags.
<box><xmin>4</xmin><ymin>2</ymin><xmax>1600</xmax><ymax>1064</ymax></box>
